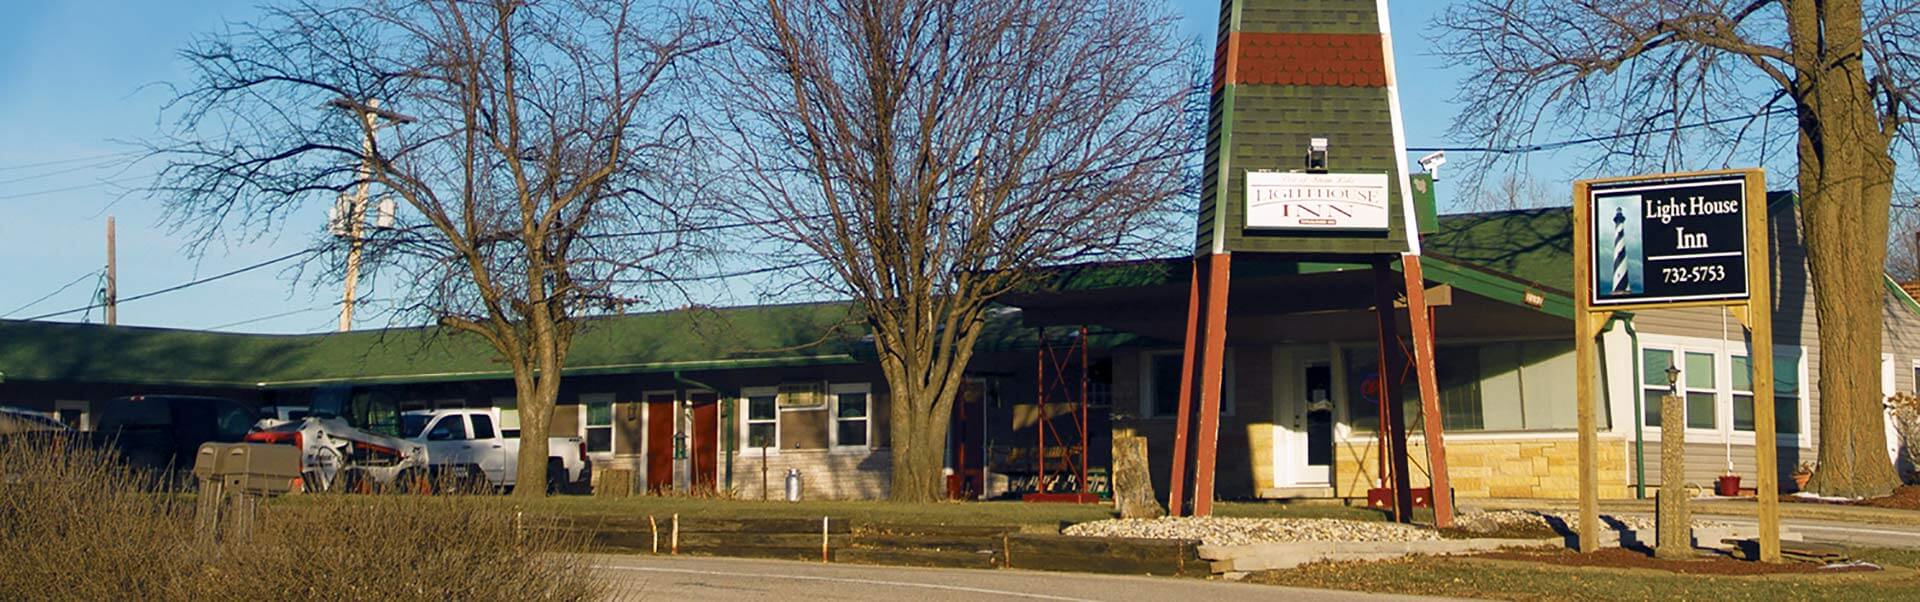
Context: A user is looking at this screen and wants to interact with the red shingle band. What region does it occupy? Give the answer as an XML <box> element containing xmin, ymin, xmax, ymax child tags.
<box><xmin>1213</xmin><ymin>31</ymin><xmax>1388</xmax><ymax>91</ymax></box>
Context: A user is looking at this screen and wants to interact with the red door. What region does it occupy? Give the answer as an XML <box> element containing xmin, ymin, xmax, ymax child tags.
<box><xmin>645</xmin><ymin>393</ymin><xmax>675</xmax><ymax>493</ymax></box>
<box><xmin>689</xmin><ymin>392</ymin><xmax>719</xmax><ymax>493</ymax></box>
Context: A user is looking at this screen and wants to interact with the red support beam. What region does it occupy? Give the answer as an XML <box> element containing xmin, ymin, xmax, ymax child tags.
<box><xmin>1403</xmin><ymin>255</ymin><xmax>1454</xmax><ymax>528</ymax></box>
<box><xmin>1192</xmin><ymin>253</ymin><xmax>1232</xmax><ymax>517</ymax></box>
<box><xmin>1168</xmin><ymin>259</ymin><xmax>1204</xmax><ymax>516</ymax></box>
<box><xmin>1372</xmin><ymin>259</ymin><xmax>1415</xmax><ymax>522</ymax></box>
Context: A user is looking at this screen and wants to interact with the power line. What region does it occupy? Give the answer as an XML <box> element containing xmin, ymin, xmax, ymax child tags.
<box><xmin>0</xmin><ymin>176</ymin><xmax>147</xmax><ymax>200</ymax></box>
<box><xmin>20</xmin><ymin>249</ymin><xmax>316</xmax><ymax>321</ymax></box>
<box><xmin>205</xmin><ymin>305</ymin><xmax>336</xmax><ymax>330</ymax></box>
<box><xmin>0</xmin><ymin>151</ymin><xmax>138</xmax><ymax>173</ymax></box>
<box><xmin>0</xmin><ymin>157</ymin><xmax>131</xmax><ymax>186</ymax></box>
<box><xmin>2</xmin><ymin>268</ymin><xmax>104</xmax><ymax>318</ymax></box>
<box><xmin>1409</xmin><ymin>108</ymin><xmax>1796</xmax><ymax>155</ymax></box>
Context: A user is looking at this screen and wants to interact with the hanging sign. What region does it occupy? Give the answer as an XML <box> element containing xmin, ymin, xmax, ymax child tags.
<box><xmin>1245</xmin><ymin>171</ymin><xmax>1391</xmax><ymax>231</ymax></box>
<box><xmin>1585</xmin><ymin>174</ymin><xmax>1751</xmax><ymax>307</ymax></box>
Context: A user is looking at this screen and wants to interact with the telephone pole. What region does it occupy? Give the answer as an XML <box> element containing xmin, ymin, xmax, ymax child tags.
<box><xmin>105</xmin><ymin>216</ymin><xmax>117</xmax><ymax>326</ymax></box>
<box><xmin>329</xmin><ymin>98</ymin><xmax>414</xmax><ymax>332</ymax></box>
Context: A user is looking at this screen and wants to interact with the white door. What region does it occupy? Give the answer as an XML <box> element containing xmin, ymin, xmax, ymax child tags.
<box><xmin>467</xmin><ymin>412</ymin><xmax>512</xmax><ymax>485</ymax></box>
<box><xmin>1274</xmin><ymin>348</ymin><xmax>1334</xmax><ymax>486</ymax></box>
<box><xmin>423</xmin><ymin>414</ymin><xmax>476</xmax><ymax>470</ymax></box>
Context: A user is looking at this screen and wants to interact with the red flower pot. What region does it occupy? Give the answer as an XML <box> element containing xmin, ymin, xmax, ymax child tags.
<box><xmin>1716</xmin><ymin>475</ymin><xmax>1742</xmax><ymax>497</ymax></box>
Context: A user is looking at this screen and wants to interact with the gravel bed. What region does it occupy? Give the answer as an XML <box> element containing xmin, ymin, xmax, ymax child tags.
<box><xmin>1062</xmin><ymin>517</ymin><xmax>1441</xmax><ymax>547</ymax></box>
<box><xmin>1455</xmin><ymin>509</ymin><xmax>1730</xmax><ymax>534</ymax></box>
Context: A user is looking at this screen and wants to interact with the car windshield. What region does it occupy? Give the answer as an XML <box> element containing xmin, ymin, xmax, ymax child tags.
<box><xmin>401</xmin><ymin>414</ymin><xmax>433</xmax><ymax>438</ymax></box>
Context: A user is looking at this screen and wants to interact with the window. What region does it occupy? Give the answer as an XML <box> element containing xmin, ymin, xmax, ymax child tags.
<box><xmin>1146</xmin><ymin>352</ymin><xmax>1183</xmax><ymax>418</ymax></box>
<box><xmin>831</xmin><ymin>384</ymin><xmax>870</xmax><ymax>448</ymax></box>
<box><xmin>470</xmin><ymin>413</ymin><xmax>496</xmax><ymax>439</ymax></box>
<box><xmin>427</xmin><ymin>415</ymin><xmax>468</xmax><ymax>441</ymax></box>
<box><xmin>583</xmin><ymin>394</ymin><xmax>614</xmax><ymax>453</ymax></box>
<box><xmin>742</xmin><ymin>387</ymin><xmax>778</xmax><ymax>451</ymax></box>
<box><xmin>493</xmin><ymin>396</ymin><xmax>520</xmax><ymax>438</ymax></box>
<box><xmin>54</xmin><ymin>400</ymin><xmax>89</xmax><ymax>431</ymax></box>
<box><xmin>1141</xmin><ymin>351</ymin><xmax>1234</xmax><ymax>419</ymax></box>
<box><xmin>1642</xmin><ymin>349</ymin><xmax>1674</xmax><ymax>427</ymax></box>
<box><xmin>1775</xmin><ymin>355</ymin><xmax>1801</xmax><ymax>434</ymax></box>
<box><xmin>1685</xmin><ymin>352</ymin><xmax>1717</xmax><ymax>429</ymax></box>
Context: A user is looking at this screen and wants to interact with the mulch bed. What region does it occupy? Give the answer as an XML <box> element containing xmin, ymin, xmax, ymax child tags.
<box><xmin>1474</xmin><ymin>548</ymin><xmax>1874</xmax><ymax>576</ymax></box>
<box><xmin>1783</xmin><ymin>485</ymin><xmax>1920</xmax><ymax>510</ymax></box>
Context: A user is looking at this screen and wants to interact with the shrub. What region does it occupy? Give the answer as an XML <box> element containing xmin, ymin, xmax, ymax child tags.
<box><xmin>0</xmin><ymin>435</ymin><xmax>606</xmax><ymax>601</ymax></box>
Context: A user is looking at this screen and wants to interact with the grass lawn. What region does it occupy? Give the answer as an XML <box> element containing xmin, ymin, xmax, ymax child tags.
<box><xmin>269</xmin><ymin>494</ymin><xmax>1389</xmax><ymax>529</ymax></box>
<box><xmin>1248</xmin><ymin>549</ymin><xmax>1920</xmax><ymax>601</ymax></box>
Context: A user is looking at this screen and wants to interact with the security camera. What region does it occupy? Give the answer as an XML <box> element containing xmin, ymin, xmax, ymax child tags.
<box><xmin>1418</xmin><ymin>151</ymin><xmax>1447</xmax><ymax>181</ymax></box>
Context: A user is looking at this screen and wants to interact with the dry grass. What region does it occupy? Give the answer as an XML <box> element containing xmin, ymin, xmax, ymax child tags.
<box><xmin>0</xmin><ymin>434</ymin><xmax>606</xmax><ymax>601</ymax></box>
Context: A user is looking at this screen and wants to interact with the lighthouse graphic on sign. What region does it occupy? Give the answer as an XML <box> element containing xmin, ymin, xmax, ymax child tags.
<box><xmin>1596</xmin><ymin>194</ymin><xmax>1644</xmax><ymax>296</ymax></box>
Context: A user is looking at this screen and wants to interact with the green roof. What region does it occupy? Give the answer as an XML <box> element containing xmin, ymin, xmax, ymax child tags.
<box><xmin>0</xmin><ymin>302</ymin><xmax>868</xmax><ymax>388</ymax></box>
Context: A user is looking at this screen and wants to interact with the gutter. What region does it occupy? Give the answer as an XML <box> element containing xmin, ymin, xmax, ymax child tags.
<box><xmin>1600</xmin><ymin>313</ymin><xmax>1646</xmax><ymax>499</ymax></box>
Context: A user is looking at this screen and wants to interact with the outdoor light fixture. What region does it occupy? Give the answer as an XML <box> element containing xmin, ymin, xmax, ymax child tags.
<box><xmin>1418</xmin><ymin>151</ymin><xmax>1447</xmax><ymax>181</ymax></box>
<box><xmin>1305</xmin><ymin>137</ymin><xmax>1329</xmax><ymax>173</ymax></box>
<box><xmin>1665</xmin><ymin>362</ymin><xmax>1682</xmax><ymax>394</ymax></box>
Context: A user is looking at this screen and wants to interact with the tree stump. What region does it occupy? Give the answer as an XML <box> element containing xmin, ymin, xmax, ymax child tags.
<box><xmin>1112</xmin><ymin>432</ymin><xmax>1164</xmax><ymax>519</ymax></box>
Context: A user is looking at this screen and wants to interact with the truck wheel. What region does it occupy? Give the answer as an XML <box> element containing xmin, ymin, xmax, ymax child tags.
<box><xmin>396</xmin><ymin>468</ymin><xmax>432</xmax><ymax>495</ymax></box>
<box><xmin>340</xmin><ymin>468</ymin><xmax>373</xmax><ymax>495</ymax></box>
<box><xmin>546</xmin><ymin>458</ymin><xmax>566</xmax><ymax>494</ymax></box>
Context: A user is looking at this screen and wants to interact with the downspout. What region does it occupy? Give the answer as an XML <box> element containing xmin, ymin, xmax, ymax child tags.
<box><xmin>672</xmin><ymin>370</ymin><xmax>730</xmax><ymax>492</ymax></box>
<box><xmin>1601</xmin><ymin>315</ymin><xmax>1646</xmax><ymax>499</ymax></box>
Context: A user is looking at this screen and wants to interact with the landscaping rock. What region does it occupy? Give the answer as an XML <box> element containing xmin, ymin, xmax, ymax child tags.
<box><xmin>1062</xmin><ymin>517</ymin><xmax>1441</xmax><ymax>547</ymax></box>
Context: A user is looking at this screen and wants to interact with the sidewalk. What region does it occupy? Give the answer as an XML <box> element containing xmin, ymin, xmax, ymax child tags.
<box><xmin>1465</xmin><ymin>496</ymin><xmax>1920</xmax><ymax>526</ymax></box>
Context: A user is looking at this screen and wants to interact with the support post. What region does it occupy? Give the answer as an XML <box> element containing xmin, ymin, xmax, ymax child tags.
<box><xmin>1741</xmin><ymin>171</ymin><xmax>1781</xmax><ymax>562</ymax></box>
<box><xmin>105</xmin><ymin>216</ymin><xmax>117</xmax><ymax>326</ymax></box>
<box><xmin>1572</xmin><ymin>180</ymin><xmax>1603</xmax><ymax>552</ymax></box>
<box><xmin>1402</xmin><ymin>255</ymin><xmax>1453</xmax><ymax>528</ymax></box>
<box><xmin>1192</xmin><ymin>253</ymin><xmax>1232</xmax><ymax>517</ymax></box>
<box><xmin>1371</xmin><ymin>259</ymin><xmax>1414</xmax><ymax>522</ymax></box>
<box><xmin>1168</xmin><ymin>259</ymin><xmax>1204</xmax><ymax>516</ymax></box>
<box><xmin>1656</xmin><ymin>389</ymin><xmax>1691</xmax><ymax>560</ymax></box>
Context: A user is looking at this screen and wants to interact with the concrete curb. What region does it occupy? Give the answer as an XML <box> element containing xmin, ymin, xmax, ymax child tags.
<box><xmin>1196</xmin><ymin>537</ymin><xmax>1559</xmax><ymax>573</ymax></box>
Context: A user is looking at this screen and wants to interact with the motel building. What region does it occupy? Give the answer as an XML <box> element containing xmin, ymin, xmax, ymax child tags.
<box><xmin>2</xmin><ymin>196</ymin><xmax>1918</xmax><ymax>504</ymax></box>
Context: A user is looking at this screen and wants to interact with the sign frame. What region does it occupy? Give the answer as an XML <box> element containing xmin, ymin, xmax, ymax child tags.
<box><xmin>1570</xmin><ymin>167</ymin><xmax>1779</xmax><ymax>563</ymax></box>
<box><xmin>1244</xmin><ymin>171</ymin><xmax>1393</xmax><ymax>232</ymax></box>
<box><xmin>1581</xmin><ymin>173</ymin><xmax>1755</xmax><ymax>309</ymax></box>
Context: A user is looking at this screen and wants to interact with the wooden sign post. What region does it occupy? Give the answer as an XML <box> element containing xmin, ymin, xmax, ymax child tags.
<box><xmin>1572</xmin><ymin>168</ymin><xmax>1778</xmax><ymax>562</ymax></box>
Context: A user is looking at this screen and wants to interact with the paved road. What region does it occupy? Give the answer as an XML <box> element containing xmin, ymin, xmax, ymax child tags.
<box><xmin>1685</xmin><ymin>513</ymin><xmax>1920</xmax><ymax>549</ymax></box>
<box><xmin>590</xmin><ymin>554</ymin><xmax>1453</xmax><ymax>602</ymax></box>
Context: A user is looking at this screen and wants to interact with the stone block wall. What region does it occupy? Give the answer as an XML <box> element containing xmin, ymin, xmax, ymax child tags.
<box><xmin>729</xmin><ymin>449</ymin><xmax>892</xmax><ymax>500</ymax></box>
<box><xmin>1333</xmin><ymin>437</ymin><xmax>1632</xmax><ymax>500</ymax></box>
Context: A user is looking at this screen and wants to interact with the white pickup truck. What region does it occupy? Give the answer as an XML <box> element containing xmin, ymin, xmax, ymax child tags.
<box><xmin>402</xmin><ymin>409</ymin><xmax>592</xmax><ymax>494</ymax></box>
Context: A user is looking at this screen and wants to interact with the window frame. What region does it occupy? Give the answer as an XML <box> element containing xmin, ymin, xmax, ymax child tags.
<box><xmin>739</xmin><ymin>386</ymin><xmax>781</xmax><ymax>455</ymax></box>
<box><xmin>1682</xmin><ymin>351</ymin><xmax>1718</xmax><ymax>431</ymax></box>
<box><xmin>1138</xmin><ymin>349</ymin><xmax>1235</xmax><ymax>419</ymax></box>
<box><xmin>1637</xmin><ymin>334</ymin><xmax>1810</xmax><ymax>447</ymax></box>
<box><xmin>829</xmin><ymin>383</ymin><xmax>872</xmax><ymax>452</ymax></box>
<box><xmin>580</xmin><ymin>392</ymin><xmax>616</xmax><ymax>456</ymax></box>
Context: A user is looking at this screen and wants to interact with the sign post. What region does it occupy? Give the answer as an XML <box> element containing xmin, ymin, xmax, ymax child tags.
<box><xmin>1572</xmin><ymin>169</ymin><xmax>1777</xmax><ymax>561</ymax></box>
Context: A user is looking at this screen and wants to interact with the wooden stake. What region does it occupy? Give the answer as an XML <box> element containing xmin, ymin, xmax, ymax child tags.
<box><xmin>821</xmin><ymin>516</ymin><xmax>830</xmax><ymax>563</ymax></box>
<box><xmin>670</xmin><ymin>513</ymin><xmax>679</xmax><ymax>555</ymax></box>
<box><xmin>649</xmin><ymin>515</ymin><xmax>659</xmax><ymax>554</ymax></box>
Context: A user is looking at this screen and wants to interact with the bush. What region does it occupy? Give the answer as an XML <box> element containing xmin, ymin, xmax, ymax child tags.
<box><xmin>0</xmin><ymin>435</ymin><xmax>605</xmax><ymax>601</ymax></box>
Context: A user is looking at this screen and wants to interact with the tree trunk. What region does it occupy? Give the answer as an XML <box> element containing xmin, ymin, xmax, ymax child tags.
<box><xmin>1795</xmin><ymin>6</ymin><xmax>1901</xmax><ymax>497</ymax></box>
<box><xmin>882</xmin><ymin>346</ymin><xmax>968</xmax><ymax>503</ymax></box>
<box><xmin>511</xmin><ymin>354</ymin><xmax>563</xmax><ymax>498</ymax></box>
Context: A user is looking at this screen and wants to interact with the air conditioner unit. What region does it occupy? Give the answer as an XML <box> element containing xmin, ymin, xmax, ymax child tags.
<box><xmin>776</xmin><ymin>382</ymin><xmax>827</xmax><ymax>410</ymax></box>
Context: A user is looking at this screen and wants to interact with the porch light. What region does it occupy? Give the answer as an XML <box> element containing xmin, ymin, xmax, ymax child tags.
<box><xmin>1665</xmin><ymin>362</ymin><xmax>1681</xmax><ymax>394</ymax></box>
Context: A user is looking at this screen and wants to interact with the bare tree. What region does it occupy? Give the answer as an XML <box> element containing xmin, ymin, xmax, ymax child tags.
<box><xmin>151</xmin><ymin>0</ymin><xmax>715</xmax><ymax>495</ymax></box>
<box><xmin>707</xmin><ymin>0</ymin><xmax>1191</xmax><ymax>501</ymax></box>
<box><xmin>1457</xmin><ymin>171</ymin><xmax>1561</xmax><ymax>212</ymax></box>
<box><xmin>1438</xmin><ymin>0</ymin><xmax>1920</xmax><ymax>497</ymax></box>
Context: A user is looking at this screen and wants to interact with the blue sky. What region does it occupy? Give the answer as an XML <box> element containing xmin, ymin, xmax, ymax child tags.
<box><xmin>0</xmin><ymin>1</ymin><xmax>1555</xmax><ymax>334</ymax></box>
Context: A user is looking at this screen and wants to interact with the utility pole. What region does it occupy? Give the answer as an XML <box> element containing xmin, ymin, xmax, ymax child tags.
<box><xmin>329</xmin><ymin>98</ymin><xmax>414</xmax><ymax>332</ymax></box>
<box><xmin>105</xmin><ymin>216</ymin><xmax>117</xmax><ymax>326</ymax></box>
